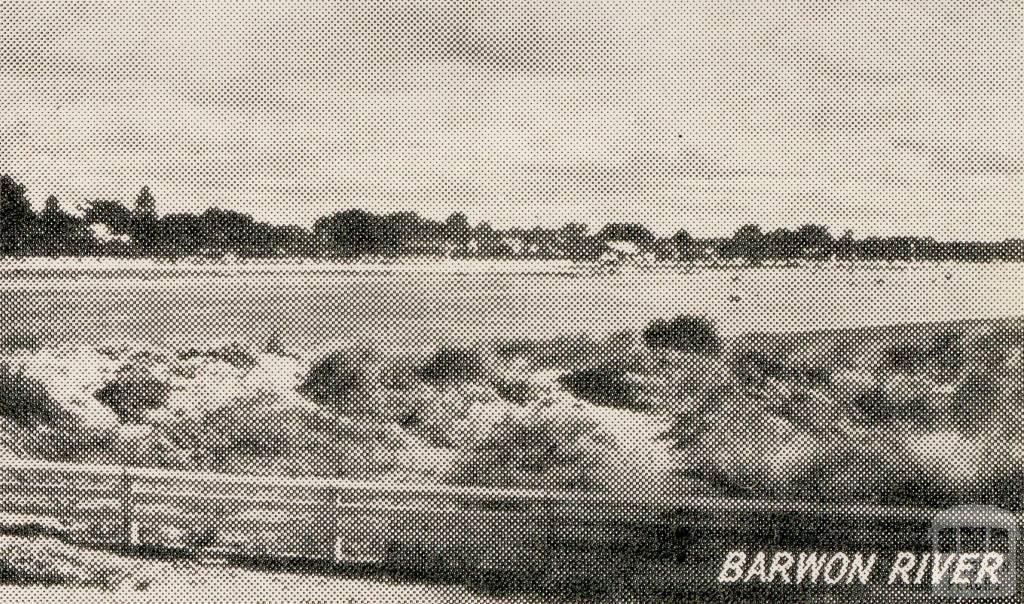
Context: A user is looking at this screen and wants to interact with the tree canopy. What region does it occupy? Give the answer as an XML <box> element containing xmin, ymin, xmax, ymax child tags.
<box><xmin>0</xmin><ymin>172</ymin><xmax>1021</xmax><ymax>263</ymax></box>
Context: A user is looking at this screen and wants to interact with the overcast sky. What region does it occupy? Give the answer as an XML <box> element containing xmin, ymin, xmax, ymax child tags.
<box><xmin>1</xmin><ymin>1</ymin><xmax>1021</xmax><ymax>238</ymax></box>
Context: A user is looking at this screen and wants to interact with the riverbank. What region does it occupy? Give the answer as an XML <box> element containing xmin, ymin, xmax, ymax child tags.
<box><xmin>1</xmin><ymin>255</ymin><xmax>1020</xmax><ymax>280</ymax></box>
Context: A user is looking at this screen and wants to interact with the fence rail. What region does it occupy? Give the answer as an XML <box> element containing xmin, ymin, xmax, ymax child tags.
<box><xmin>0</xmin><ymin>458</ymin><xmax>997</xmax><ymax>585</ymax></box>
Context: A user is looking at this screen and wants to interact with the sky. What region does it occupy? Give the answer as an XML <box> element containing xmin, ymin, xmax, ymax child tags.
<box><xmin>0</xmin><ymin>1</ymin><xmax>1021</xmax><ymax>239</ymax></box>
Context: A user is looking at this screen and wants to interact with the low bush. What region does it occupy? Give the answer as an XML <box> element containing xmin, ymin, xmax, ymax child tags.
<box><xmin>175</xmin><ymin>404</ymin><xmax>400</xmax><ymax>478</ymax></box>
<box><xmin>733</xmin><ymin>348</ymin><xmax>789</xmax><ymax>385</ymax></box>
<box><xmin>448</xmin><ymin>399</ymin><xmax>615</xmax><ymax>490</ymax></box>
<box><xmin>94</xmin><ymin>369</ymin><xmax>171</xmax><ymax>423</ymax></box>
<box><xmin>557</xmin><ymin>365</ymin><xmax>645</xmax><ymax>410</ymax></box>
<box><xmin>946</xmin><ymin>372</ymin><xmax>1000</xmax><ymax>435</ymax></box>
<box><xmin>299</xmin><ymin>348</ymin><xmax>382</xmax><ymax>405</ymax></box>
<box><xmin>491</xmin><ymin>374</ymin><xmax>544</xmax><ymax>404</ymax></box>
<box><xmin>0</xmin><ymin>332</ymin><xmax>42</xmax><ymax>353</ymax></box>
<box><xmin>416</xmin><ymin>347</ymin><xmax>486</xmax><ymax>386</ymax></box>
<box><xmin>263</xmin><ymin>332</ymin><xmax>288</xmax><ymax>356</ymax></box>
<box><xmin>642</xmin><ymin>315</ymin><xmax>720</xmax><ymax>355</ymax></box>
<box><xmin>884</xmin><ymin>344</ymin><xmax>924</xmax><ymax>374</ymax></box>
<box><xmin>0</xmin><ymin>364</ymin><xmax>57</xmax><ymax>425</ymax></box>
<box><xmin>883</xmin><ymin>331</ymin><xmax>964</xmax><ymax>380</ymax></box>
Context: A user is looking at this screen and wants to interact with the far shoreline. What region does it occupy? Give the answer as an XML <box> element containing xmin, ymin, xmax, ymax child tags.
<box><xmin>1</xmin><ymin>255</ymin><xmax>1022</xmax><ymax>279</ymax></box>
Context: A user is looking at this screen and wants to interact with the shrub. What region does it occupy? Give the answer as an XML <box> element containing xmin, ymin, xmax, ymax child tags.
<box><xmin>416</xmin><ymin>347</ymin><xmax>486</xmax><ymax>386</ymax></box>
<box><xmin>947</xmin><ymin>372</ymin><xmax>1000</xmax><ymax>435</ymax></box>
<box><xmin>263</xmin><ymin>332</ymin><xmax>288</xmax><ymax>356</ymax></box>
<box><xmin>852</xmin><ymin>375</ymin><xmax>933</xmax><ymax>425</ymax></box>
<box><xmin>928</xmin><ymin>330</ymin><xmax>963</xmax><ymax>365</ymax></box>
<box><xmin>642</xmin><ymin>315</ymin><xmax>720</xmax><ymax>355</ymax></box>
<box><xmin>491</xmin><ymin>375</ymin><xmax>543</xmax><ymax>404</ymax></box>
<box><xmin>177</xmin><ymin>342</ymin><xmax>257</xmax><ymax>371</ymax></box>
<box><xmin>884</xmin><ymin>344</ymin><xmax>923</xmax><ymax>374</ymax></box>
<box><xmin>557</xmin><ymin>366</ymin><xmax>644</xmax><ymax>410</ymax></box>
<box><xmin>733</xmin><ymin>348</ymin><xmax>789</xmax><ymax>385</ymax></box>
<box><xmin>175</xmin><ymin>405</ymin><xmax>399</xmax><ymax>477</ymax></box>
<box><xmin>299</xmin><ymin>348</ymin><xmax>382</xmax><ymax>405</ymax></box>
<box><xmin>0</xmin><ymin>332</ymin><xmax>42</xmax><ymax>353</ymax></box>
<box><xmin>0</xmin><ymin>364</ymin><xmax>56</xmax><ymax>425</ymax></box>
<box><xmin>94</xmin><ymin>369</ymin><xmax>171</xmax><ymax>423</ymax></box>
<box><xmin>448</xmin><ymin>400</ymin><xmax>615</xmax><ymax>490</ymax></box>
<box><xmin>883</xmin><ymin>331</ymin><xmax>964</xmax><ymax>379</ymax></box>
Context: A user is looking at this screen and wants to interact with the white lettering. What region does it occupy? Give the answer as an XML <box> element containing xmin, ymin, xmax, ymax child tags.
<box><xmin>888</xmin><ymin>552</ymin><xmax>916</xmax><ymax>584</ymax></box>
<box><xmin>718</xmin><ymin>551</ymin><xmax>746</xmax><ymax>583</ymax></box>
<box><xmin>744</xmin><ymin>551</ymin><xmax>768</xmax><ymax>583</ymax></box>
<box><xmin>768</xmin><ymin>552</ymin><xmax>794</xmax><ymax>583</ymax></box>
<box><xmin>931</xmin><ymin>553</ymin><xmax>957</xmax><ymax>585</ymax></box>
<box><xmin>977</xmin><ymin>552</ymin><xmax>1004</xmax><ymax>585</ymax></box>
<box><xmin>952</xmin><ymin>553</ymin><xmax>980</xmax><ymax>585</ymax></box>
<box><xmin>847</xmin><ymin>553</ymin><xmax>877</xmax><ymax>584</ymax></box>
<box><xmin>796</xmin><ymin>552</ymin><xmax>829</xmax><ymax>583</ymax></box>
<box><xmin>823</xmin><ymin>553</ymin><xmax>850</xmax><ymax>585</ymax></box>
<box><xmin>913</xmin><ymin>552</ymin><xmax>930</xmax><ymax>585</ymax></box>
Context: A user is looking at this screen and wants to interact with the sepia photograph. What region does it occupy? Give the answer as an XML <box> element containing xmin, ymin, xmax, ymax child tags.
<box><xmin>0</xmin><ymin>1</ymin><xmax>1022</xmax><ymax>602</ymax></box>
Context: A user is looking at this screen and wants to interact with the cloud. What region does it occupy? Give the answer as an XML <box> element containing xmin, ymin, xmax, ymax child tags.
<box><xmin>0</xmin><ymin>1</ymin><xmax>1020</xmax><ymax>238</ymax></box>
<box><xmin>525</xmin><ymin>147</ymin><xmax>771</xmax><ymax>181</ymax></box>
<box><xmin>893</xmin><ymin>139</ymin><xmax>1022</xmax><ymax>176</ymax></box>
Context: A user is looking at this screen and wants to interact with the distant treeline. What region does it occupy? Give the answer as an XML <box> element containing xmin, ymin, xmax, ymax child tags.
<box><xmin>2</xmin><ymin>174</ymin><xmax>1023</xmax><ymax>262</ymax></box>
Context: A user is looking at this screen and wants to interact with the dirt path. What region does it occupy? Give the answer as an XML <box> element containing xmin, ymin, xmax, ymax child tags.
<box><xmin>0</xmin><ymin>561</ymin><xmax>561</xmax><ymax>604</ymax></box>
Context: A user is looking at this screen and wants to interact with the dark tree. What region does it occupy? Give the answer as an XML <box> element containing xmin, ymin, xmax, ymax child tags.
<box><xmin>725</xmin><ymin>224</ymin><xmax>764</xmax><ymax>262</ymax></box>
<box><xmin>34</xmin><ymin>195</ymin><xmax>93</xmax><ymax>255</ymax></box>
<box><xmin>313</xmin><ymin>209</ymin><xmax>380</xmax><ymax>257</ymax></box>
<box><xmin>444</xmin><ymin>212</ymin><xmax>472</xmax><ymax>245</ymax></box>
<box><xmin>795</xmin><ymin>224</ymin><xmax>833</xmax><ymax>258</ymax></box>
<box><xmin>557</xmin><ymin>366</ymin><xmax>643</xmax><ymax>409</ymax></box>
<box><xmin>556</xmin><ymin>222</ymin><xmax>591</xmax><ymax>260</ymax></box>
<box><xmin>671</xmin><ymin>229</ymin><xmax>696</xmax><ymax>259</ymax></box>
<box><xmin>0</xmin><ymin>174</ymin><xmax>35</xmax><ymax>254</ymax></box>
<box><xmin>835</xmin><ymin>229</ymin><xmax>855</xmax><ymax>261</ymax></box>
<box><xmin>83</xmin><ymin>199</ymin><xmax>133</xmax><ymax>236</ymax></box>
<box><xmin>156</xmin><ymin>213</ymin><xmax>204</xmax><ymax>257</ymax></box>
<box><xmin>764</xmin><ymin>228</ymin><xmax>799</xmax><ymax>260</ymax></box>
<box><xmin>198</xmin><ymin>207</ymin><xmax>256</xmax><ymax>252</ymax></box>
<box><xmin>130</xmin><ymin>186</ymin><xmax>159</xmax><ymax>250</ymax></box>
<box><xmin>597</xmin><ymin>222</ymin><xmax>656</xmax><ymax>245</ymax></box>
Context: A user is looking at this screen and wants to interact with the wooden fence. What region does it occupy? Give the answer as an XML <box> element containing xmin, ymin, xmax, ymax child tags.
<box><xmin>0</xmin><ymin>458</ymin><xmax>1007</xmax><ymax>589</ymax></box>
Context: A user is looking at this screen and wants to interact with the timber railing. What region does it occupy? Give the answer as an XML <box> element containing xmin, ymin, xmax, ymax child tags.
<box><xmin>0</xmin><ymin>458</ymin><xmax>992</xmax><ymax>583</ymax></box>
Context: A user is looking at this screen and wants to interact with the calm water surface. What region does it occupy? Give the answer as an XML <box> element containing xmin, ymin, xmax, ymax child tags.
<box><xmin>1</xmin><ymin>263</ymin><xmax>1021</xmax><ymax>350</ymax></box>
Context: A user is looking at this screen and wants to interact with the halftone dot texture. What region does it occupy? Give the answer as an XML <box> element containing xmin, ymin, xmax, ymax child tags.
<box><xmin>0</xmin><ymin>1</ymin><xmax>1022</xmax><ymax>601</ymax></box>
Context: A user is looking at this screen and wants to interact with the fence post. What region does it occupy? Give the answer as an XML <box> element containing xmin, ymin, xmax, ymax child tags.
<box><xmin>119</xmin><ymin>468</ymin><xmax>136</xmax><ymax>555</ymax></box>
<box><xmin>327</xmin><ymin>487</ymin><xmax>339</xmax><ymax>563</ymax></box>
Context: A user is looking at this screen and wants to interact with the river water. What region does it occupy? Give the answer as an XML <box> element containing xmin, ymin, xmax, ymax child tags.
<box><xmin>1</xmin><ymin>262</ymin><xmax>1021</xmax><ymax>351</ymax></box>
